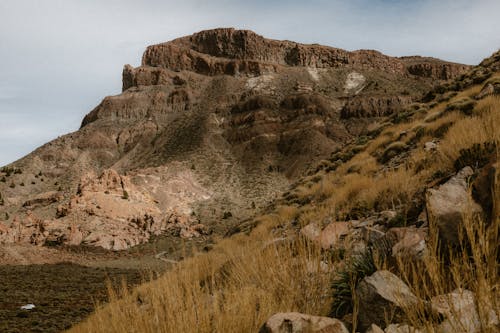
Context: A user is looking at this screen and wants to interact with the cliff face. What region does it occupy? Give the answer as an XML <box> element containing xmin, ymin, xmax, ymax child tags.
<box><xmin>140</xmin><ymin>28</ymin><xmax>468</xmax><ymax>79</ymax></box>
<box><xmin>0</xmin><ymin>28</ymin><xmax>470</xmax><ymax>252</ymax></box>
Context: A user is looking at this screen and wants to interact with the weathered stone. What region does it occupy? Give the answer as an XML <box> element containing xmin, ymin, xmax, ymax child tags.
<box><xmin>386</xmin><ymin>227</ymin><xmax>427</xmax><ymax>259</ymax></box>
<box><xmin>426</xmin><ymin>167</ymin><xmax>483</xmax><ymax>246</ymax></box>
<box><xmin>366</xmin><ymin>324</ymin><xmax>385</xmax><ymax>333</ymax></box>
<box><xmin>432</xmin><ymin>289</ymin><xmax>499</xmax><ymax>333</ymax></box>
<box><xmin>300</xmin><ymin>223</ymin><xmax>321</xmax><ymax>242</ymax></box>
<box><xmin>356</xmin><ymin>270</ymin><xmax>419</xmax><ymax>331</ymax></box>
<box><xmin>319</xmin><ymin>222</ymin><xmax>350</xmax><ymax>249</ymax></box>
<box><xmin>259</xmin><ymin>312</ymin><xmax>349</xmax><ymax>333</ymax></box>
<box><xmin>384</xmin><ymin>324</ymin><xmax>423</xmax><ymax>333</ymax></box>
<box><xmin>424</xmin><ymin>142</ymin><xmax>438</xmax><ymax>152</ymax></box>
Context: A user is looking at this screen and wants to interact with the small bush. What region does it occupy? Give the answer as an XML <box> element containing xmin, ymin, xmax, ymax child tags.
<box><xmin>222</xmin><ymin>211</ymin><xmax>232</xmax><ymax>219</ymax></box>
<box><xmin>454</xmin><ymin>142</ymin><xmax>496</xmax><ymax>171</ymax></box>
<box><xmin>380</xmin><ymin>141</ymin><xmax>407</xmax><ymax>163</ymax></box>
<box><xmin>329</xmin><ymin>241</ymin><xmax>390</xmax><ymax>318</ymax></box>
<box><xmin>122</xmin><ymin>190</ymin><xmax>129</xmax><ymax>200</ymax></box>
<box><xmin>9</xmin><ymin>182</ymin><xmax>15</xmax><ymax>189</ymax></box>
<box><xmin>445</xmin><ymin>98</ymin><xmax>476</xmax><ymax>115</ymax></box>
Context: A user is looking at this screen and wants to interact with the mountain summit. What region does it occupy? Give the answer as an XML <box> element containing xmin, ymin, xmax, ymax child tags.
<box><xmin>0</xmin><ymin>28</ymin><xmax>469</xmax><ymax>252</ymax></box>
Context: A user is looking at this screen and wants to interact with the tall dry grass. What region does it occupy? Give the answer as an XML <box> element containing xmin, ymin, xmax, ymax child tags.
<box><xmin>68</xmin><ymin>81</ymin><xmax>499</xmax><ymax>333</ymax></box>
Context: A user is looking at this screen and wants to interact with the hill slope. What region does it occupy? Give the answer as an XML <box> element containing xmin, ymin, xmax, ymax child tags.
<box><xmin>0</xmin><ymin>28</ymin><xmax>469</xmax><ymax>253</ymax></box>
<box><xmin>68</xmin><ymin>50</ymin><xmax>500</xmax><ymax>332</ymax></box>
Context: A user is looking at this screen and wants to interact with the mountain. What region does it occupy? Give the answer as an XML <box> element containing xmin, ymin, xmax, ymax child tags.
<box><xmin>69</xmin><ymin>49</ymin><xmax>500</xmax><ymax>333</ymax></box>
<box><xmin>0</xmin><ymin>28</ymin><xmax>469</xmax><ymax>253</ymax></box>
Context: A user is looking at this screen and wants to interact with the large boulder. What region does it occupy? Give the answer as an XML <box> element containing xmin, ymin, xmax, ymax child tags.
<box><xmin>259</xmin><ymin>312</ymin><xmax>349</xmax><ymax>333</ymax></box>
<box><xmin>431</xmin><ymin>289</ymin><xmax>498</xmax><ymax>333</ymax></box>
<box><xmin>356</xmin><ymin>270</ymin><xmax>419</xmax><ymax>331</ymax></box>
<box><xmin>426</xmin><ymin>167</ymin><xmax>483</xmax><ymax>246</ymax></box>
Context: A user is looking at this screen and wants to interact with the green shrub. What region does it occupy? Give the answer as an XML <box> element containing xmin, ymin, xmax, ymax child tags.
<box><xmin>122</xmin><ymin>190</ymin><xmax>129</xmax><ymax>200</ymax></box>
<box><xmin>329</xmin><ymin>241</ymin><xmax>390</xmax><ymax>318</ymax></box>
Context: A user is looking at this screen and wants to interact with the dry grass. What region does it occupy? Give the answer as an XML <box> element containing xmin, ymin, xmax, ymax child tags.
<box><xmin>68</xmin><ymin>79</ymin><xmax>499</xmax><ymax>333</ymax></box>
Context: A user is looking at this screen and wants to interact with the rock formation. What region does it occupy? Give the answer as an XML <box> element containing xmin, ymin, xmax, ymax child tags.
<box><xmin>0</xmin><ymin>28</ymin><xmax>469</xmax><ymax>251</ymax></box>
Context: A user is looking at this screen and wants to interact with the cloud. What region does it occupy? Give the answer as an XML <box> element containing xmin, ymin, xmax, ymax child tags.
<box><xmin>0</xmin><ymin>0</ymin><xmax>499</xmax><ymax>165</ymax></box>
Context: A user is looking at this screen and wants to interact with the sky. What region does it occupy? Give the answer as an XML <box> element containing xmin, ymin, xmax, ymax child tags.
<box><xmin>0</xmin><ymin>0</ymin><xmax>499</xmax><ymax>166</ymax></box>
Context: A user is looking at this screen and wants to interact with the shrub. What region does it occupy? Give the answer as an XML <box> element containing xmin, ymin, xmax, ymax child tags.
<box><xmin>122</xmin><ymin>190</ymin><xmax>129</xmax><ymax>200</ymax></box>
<box><xmin>445</xmin><ymin>98</ymin><xmax>476</xmax><ymax>115</ymax></box>
<box><xmin>329</xmin><ymin>241</ymin><xmax>390</xmax><ymax>318</ymax></box>
<box><xmin>222</xmin><ymin>211</ymin><xmax>233</xmax><ymax>219</ymax></box>
<box><xmin>9</xmin><ymin>182</ymin><xmax>15</xmax><ymax>189</ymax></box>
<box><xmin>380</xmin><ymin>141</ymin><xmax>407</xmax><ymax>163</ymax></box>
<box><xmin>454</xmin><ymin>142</ymin><xmax>496</xmax><ymax>171</ymax></box>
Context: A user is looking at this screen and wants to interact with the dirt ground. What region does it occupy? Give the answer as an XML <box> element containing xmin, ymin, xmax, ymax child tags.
<box><xmin>0</xmin><ymin>234</ymin><xmax>215</xmax><ymax>333</ymax></box>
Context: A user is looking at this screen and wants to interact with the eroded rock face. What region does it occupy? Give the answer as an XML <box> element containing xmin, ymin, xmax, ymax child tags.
<box><xmin>259</xmin><ymin>312</ymin><xmax>349</xmax><ymax>333</ymax></box>
<box><xmin>341</xmin><ymin>96</ymin><xmax>413</xmax><ymax>118</ymax></box>
<box><xmin>0</xmin><ymin>28</ymin><xmax>469</xmax><ymax>253</ymax></box>
<box><xmin>0</xmin><ymin>169</ymin><xmax>210</xmax><ymax>250</ymax></box>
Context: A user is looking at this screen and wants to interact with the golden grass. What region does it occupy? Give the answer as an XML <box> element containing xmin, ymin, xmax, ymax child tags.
<box><xmin>68</xmin><ymin>80</ymin><xmax>500</xmax><ymax>333</ymax></box>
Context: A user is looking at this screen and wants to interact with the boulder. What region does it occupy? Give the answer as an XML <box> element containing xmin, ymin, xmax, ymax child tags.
<box><xmin>431</xmin><ymin>289</ymin><xmax>499</xmax><ymax>333</ymax></box>
<box><xmin>366</xmin><ymin>324</ymin><xmax>385</xmax><ymax>333</ymax></box>
<box><xmin>384</xmin><ymin>324</ymin><xmax>423</xmax><ymax>333</ymax></box>
<box><xmin>386</xmin><ymin>227</ymin><xmax>427</xmax><ymax>259</ymax></box>
<box><xmin>424</xmin><ymin>142</ymin><xmax>437</xmax><ymax>152</ymax></box>
<box><xmin>259</xmin><ymin>312</ymin><xmax>349</xmax><ymax>333</ymax></box>
<box><xmin>426</xmin><ymin>167</ymin><xmax>483</xmax><ymax>246</ymax></box>
<box><xmin>300</xmin><ymin>223</ymin><xmax>321</xmax><ymax>242</ymax></box>
<box><xmin>356</xmin><ymin>270</ymin><xmax>419</xmax><ymax>330</ymax></box>
<box><xmin>319</xmin><ymin>222</ymin><xmax>350</xmax><ymax>249</ymax></box>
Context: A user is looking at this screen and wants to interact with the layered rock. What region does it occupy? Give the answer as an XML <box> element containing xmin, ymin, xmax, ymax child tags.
<box><xmin>0</xmin><ymin>28</ymin><xmax>469</xmax><ymax>252</ymax></box>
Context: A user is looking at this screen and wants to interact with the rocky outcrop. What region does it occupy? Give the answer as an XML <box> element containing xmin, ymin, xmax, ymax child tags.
<box><xmin>402</xmin><ymin>56</ymin><xmax>470</xmax><ymax>80</ymax></box>
<box><xmin>426</xmin><ymin>167</ymin><xmax>483</xmax><ymax>246</ymax></box>
<box><xmin>341</xmin><ymin>95</ymin><xmax>413</xmax><ymax>118</ymax></box>
<box><xmin>141</xmin><ymin>28</ymin><xmax>468</xmax><ymax>80</ymax></box>
<box><xmin>259</xmin><ymin>312</ymin><xmax>349</xmax><ymax>333</ymax></box>
<box><xmin>356</xmin><ymin>270</ymin><xmax>420</xmax><ymax>331</ymax></box>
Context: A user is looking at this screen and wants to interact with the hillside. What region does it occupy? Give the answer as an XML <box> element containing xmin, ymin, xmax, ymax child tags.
<box><xmin>1</xmin><ymin>28</ymin><xmax>497</xmax><ymax>333</ymax></box>
<box><xmin>67</xmin><ymin>50</ymin><xmax>500</xmax><ymax>332</ymax></box>
<box><xmin>0</xmin><ymin>28</ymin><xmax>469</xmax><ymax>255</ymax></box>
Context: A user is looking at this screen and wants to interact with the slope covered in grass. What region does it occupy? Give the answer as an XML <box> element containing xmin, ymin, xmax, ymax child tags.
<box><xmin>68</xmin><ymin>52</ymin><xmax>500</xmax><ymax>333</ymax></box>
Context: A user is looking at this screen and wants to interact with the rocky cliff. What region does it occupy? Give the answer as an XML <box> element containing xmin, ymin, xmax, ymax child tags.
<box><xmin>0</xmin><ymin>28</ymin><xmax>470</xmax><ymax>252</ymax></box>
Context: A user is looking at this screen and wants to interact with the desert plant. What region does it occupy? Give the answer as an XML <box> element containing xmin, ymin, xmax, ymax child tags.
<box><xmin>329</xmin><ymin>240</ymin><xmax>390</xmax><ymax>318</ymax></box>
<box><xmin>122</xmin><ymin>190</ymin><xmax>129</xmax><ymax>200</ymax></box>
<box><xmin>445</xmin><ymin>97</ymin><xmax>476</xmax><ymax>115</ymax></box>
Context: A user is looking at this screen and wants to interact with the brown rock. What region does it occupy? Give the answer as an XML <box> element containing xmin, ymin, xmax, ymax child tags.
<box><xmin>386</xmin><ymin>227</ymin><xmax>427</xmax><ymax>259</ymax></box>
<box><xmin>356</xmin><ymin>270</ymin><xmax>419</xmax><ymax>331</ymax></box>
<box><xmin>319</xmin><ymin>222</ymin><xmax>350</xmax><ymax>249</ymax></box>
<box><xmin>426</xmin><ymin>167</ymin><xmax>483</xmax><ymax>246</ymax></box>
<box><xmin>259</xmin><ymin>312</ymin><xmax>349</xmax><ymax>333</ymax></box>
<box><xmin>431</xmin><ymin>289</ymin><xmax>498</xmax><ymax>333</ymax></box>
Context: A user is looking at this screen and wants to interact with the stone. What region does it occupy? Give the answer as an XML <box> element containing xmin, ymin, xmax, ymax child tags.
<box><xmin>300</xmin><ymin>223</ymin><xmax>322</xmax><ymax>242</ymax></box>
<box><xmin>386</xmin><ymin>227</ymin><xmax>427</xmax><ymax>259</ymax></box>
<box><xmin>384</xmin><ymin>324</ymin><xmax>423</xmax><ymax>333</ymax></box>
<box><xmin>366</xmin><ymin>324</ymin><xmax>385</xmax><ymax>333</ymax></box>
<box><xmin>356</xmin><ymin>270</ymin><xmax>420</xmax><ymax>331</ymax></box>
<box><xmin>259</xmin><ymin>312</ymin><xmax>349</xmax><ymax>333</ymax></box>
<box><xmin>319</xmin><ymin>222</ymin><xmax>350</xmax><ymax>249</ymax></box>
<box><xmin>426</xmin><ymin>167</ymin><xmax>483</xmax><ymax>246</ymax></box>
<box><xmin>424</xmin><ymin>142</ymin><xmax>437</xmax><ymax>152</ymax></box>
<box><xmin>431</xmin><ymin>289</ymin><xmax>499</xmax><ymax>333</ymax></box>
